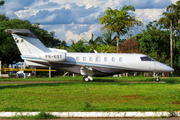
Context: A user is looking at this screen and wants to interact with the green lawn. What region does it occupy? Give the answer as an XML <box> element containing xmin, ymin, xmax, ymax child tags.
<box><xmin>0</xmin><ymin>76</ymin><xmax>83</xmax><ymax>82</ymax></box>
<box><xmin>0</xmin><ymin>77</ymin><xmax>180</xmax><ymax>112</ymax></box>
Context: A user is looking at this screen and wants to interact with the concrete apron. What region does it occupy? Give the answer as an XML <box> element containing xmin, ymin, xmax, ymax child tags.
<box><xmin>0</xmin><ymin>112</ymin><xmax>180</xmax><ymax>118</ymax></box>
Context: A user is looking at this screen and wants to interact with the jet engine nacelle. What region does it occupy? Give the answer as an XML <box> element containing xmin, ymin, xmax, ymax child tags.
<box><xmin>39</xmin><ymin>53</ymin><xmax>66</xmax><ymax>62</ymax></box>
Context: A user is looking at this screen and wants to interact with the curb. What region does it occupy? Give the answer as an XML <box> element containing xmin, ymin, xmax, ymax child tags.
<box><xmin>0</xmin><ymin>112</ymin><xmax>180</xmax><ymax>118</ymax></box>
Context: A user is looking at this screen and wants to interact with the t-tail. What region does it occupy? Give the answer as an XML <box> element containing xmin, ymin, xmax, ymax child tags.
<box><xmin>5</xmin><ymin>29</ymin><xmax>51</xmax><ymax>54</ymax></box>
<box><xmin>5</xmin><ymin>29</ymin><xmax>66</xmax><ymax>66</ymax></box>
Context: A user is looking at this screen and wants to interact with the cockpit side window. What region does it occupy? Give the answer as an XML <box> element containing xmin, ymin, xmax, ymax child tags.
<box><xmin>140</xmin><ymin>57</ymin><xmax>154</xmax><ymax>61</ymax></box>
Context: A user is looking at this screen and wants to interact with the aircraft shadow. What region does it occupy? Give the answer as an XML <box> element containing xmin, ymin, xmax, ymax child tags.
<box><xmin>0</xmin><ymin>77</ymin><xmax>179</xmax><ymax>90</ymax></box>
<box><xmin>0</xmin><ymin>81</ymin><xmax>131</xmax><ymax>90</ymax></box>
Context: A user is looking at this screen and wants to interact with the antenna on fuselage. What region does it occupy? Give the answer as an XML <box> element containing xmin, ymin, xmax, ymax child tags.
<box><xmin>94</xmin><ymin>50</ymin><xmax>98</xmax><ymax>53</ymax></box>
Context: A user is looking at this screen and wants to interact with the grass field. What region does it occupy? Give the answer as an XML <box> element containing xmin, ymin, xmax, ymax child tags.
<box><xmin>0</xmin><ymin>76</ymin><xmax>180</xmax><ymax>112</ymax></box>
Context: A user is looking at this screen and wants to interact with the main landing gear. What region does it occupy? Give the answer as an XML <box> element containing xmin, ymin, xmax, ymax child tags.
<box><xmin>155</xmin><ymin>73</ymin><xmax>160</xmax><ymax>82</ymax></box>
<box><xmin>83</xmin><ymin>76</ymin><xmax>93</xmax><ymax>82</ymax></box>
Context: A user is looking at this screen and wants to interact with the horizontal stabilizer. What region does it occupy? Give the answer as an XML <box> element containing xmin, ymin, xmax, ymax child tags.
<box><xmin>5</xmin><ymin>29</ymin><xmax>30</xmax><ymax>35</ymax></box>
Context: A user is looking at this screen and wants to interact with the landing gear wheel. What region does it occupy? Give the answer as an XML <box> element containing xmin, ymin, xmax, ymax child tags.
<box><xmin>155</xmin><ymin>77</ymin><xmax>160</xmax><ymax>82</ymax></box>
<box><xmin>155</xmin><ymin>73</ymin><xmax>160</xmax><ymax>82</ymax></box>
<box><xmin>83</xmin><ymin>76</ymin><xmax>89</xmax><ymax>82</ymax></box>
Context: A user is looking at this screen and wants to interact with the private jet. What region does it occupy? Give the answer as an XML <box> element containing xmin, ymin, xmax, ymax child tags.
<box><xmin>5</xmin><ymin>29</ymin><xmax>174</xmax><ymax>82</ymax></box>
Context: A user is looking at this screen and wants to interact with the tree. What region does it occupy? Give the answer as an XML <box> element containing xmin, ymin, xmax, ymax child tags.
<box><xmin>134</xmin><ymin>21</ymin><xmax>170</xmax><ymax>64</ymax></box>
<box><xmin>0</xmin><ymin>0</ymin><xmax>4</xmax><ymax>6</ymax></box>
<box><xmin>159</xmin><ymin>0</ymin><xmax>180</xmax><ymax>68</ymax></box>
<box><xmin>55</xmin><ymin>41</ymin><xmax>68</xmax><ymax>50</ymax></box>
<box><xmin>68</xmin><ymin>33</ymin><xmax>117</xmax><ymax>53</ymax></box>
<box><xmin>159</xmin><ymin>0</ymin><xmax>180</xmax><ymax>30</ymax></box>
<box><xmin>119</xmin><ymin>39</ymin><xmax>140</xmax><ymax>53</ymax></box>
<box><xmin>100</xmin><ymin>32</ymin><xmax>116</xmax><ymax>46</ymax></box>
<box><xmin>87</xmin><ymin>33</ymin><xmax>102</xmax><ymax>50</ymax></box>
<box><xmin>68</xmin><ymin>40</ymin><xmax>92</xmax><ymax>52</ymax></box>
<box><xmin>96</xmin><ymin>44</ymin><xmax>116</xmax><ymax>53</ymax></box>
<box><xmin>98</xmin><ymin>5</ymin><xmax>143</xmax><ymax>52</ymax></box>
<box><xmin>86</xmin><ymin>33</ymin><xmax>109</xmax><ymax>52</ymax></box>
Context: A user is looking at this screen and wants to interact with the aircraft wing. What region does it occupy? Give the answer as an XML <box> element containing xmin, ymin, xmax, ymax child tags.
<box><xmin>80</xmin><ymin>66</ymin><xmax>120</xmax><ymax>76</ymax></box>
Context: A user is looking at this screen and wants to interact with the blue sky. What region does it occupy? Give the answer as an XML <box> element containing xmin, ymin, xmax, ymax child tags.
<box><xmin>0</xmin><ymin>0</ymin><xmax>178</xmax><ymax>44</ymax></box>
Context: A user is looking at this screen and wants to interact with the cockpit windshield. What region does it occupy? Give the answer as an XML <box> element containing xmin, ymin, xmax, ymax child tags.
<box><xmin>140</xmin><ymin>57</ymin><xmax>155</xmax><ymax>61</ymax></box>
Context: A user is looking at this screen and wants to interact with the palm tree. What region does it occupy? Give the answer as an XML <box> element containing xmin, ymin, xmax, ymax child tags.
<box><xmin>88</xmin><ymin>33</ymin><xmax>102</xmax><ymax>49</ymax></box>
<box><xmin>101</xmin><ymin>32</ymin><xmax>116</xmax><ymax>46</ymax></box>
<box><xmin>159</xmin><ymin>1</ymin><xmax>180</xmax><ymax>30</ymax></box>
<box><xmin>98</xmin><ymin>5</ymin><xmax>143</xmax><ymax>52</ymax></box>
<box><xmin>159</xmin><ymin>0</ymin><xmax>180</xmax><ymax>68</ymax></box>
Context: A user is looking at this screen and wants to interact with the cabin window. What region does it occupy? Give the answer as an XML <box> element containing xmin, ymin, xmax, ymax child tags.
<box><xmin>140</xmin><ymin>57</ymin><xmax>154</xmax><ymax>61</ymax></box>
<box><xmin>89</xmin><ymin>57</ymin><xmax>93</xmax><ymax>61</ymax></box>
<box><xmin>95</xmin><ymin>55</ymin><xmax>101</xmax><ymax>62</ymax></box>
<box><xmin>83</xmin><ymin>57</ymin><xmax>86</xmax><ymax>61</ymax></box>
<box><xmin>112</xmin><ymin>57</ymin><xmax>115</xmax><ymax>62</ymax></box>
<box><xmin>119</xmin><ymin>57</ymin><xmax>122</xmax><ymax>62</ymax></box>
<box><xmin>104</xmin><ymin>57</ymin><xmax>108</xmax><ymax>61</ymax></box>
<box><xmin>76</xmin><ymin>56</ymin><xmax>79</xmax><ymax>61</ymax></box>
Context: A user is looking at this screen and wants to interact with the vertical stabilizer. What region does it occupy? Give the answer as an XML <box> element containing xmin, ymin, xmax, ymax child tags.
<box><xmin>5</xmin><ymin>29</ymin><xmax>51</xmax><ymax>55</ymax></box>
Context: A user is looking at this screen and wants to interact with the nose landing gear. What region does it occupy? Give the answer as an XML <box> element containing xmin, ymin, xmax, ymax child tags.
<box><xmin>155</xmin><ymin>77</ymin><xmax>160</xmax><ymax>82</ymax></box>
<box><xmin>155</xmin><ymin>73</ymin><xmax>160</xmax><ymax>82</ymax></box>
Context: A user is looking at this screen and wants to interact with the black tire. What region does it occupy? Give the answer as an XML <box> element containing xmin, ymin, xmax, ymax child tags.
<box><xmin>156</xmin><ymin>77</ymin><xmax>160</xmax><ymax>82</ymax></box>
<box><xmin>83</xmin><ymin>76</ymin><xmax>89</xmax><ymax>82</ymax></box>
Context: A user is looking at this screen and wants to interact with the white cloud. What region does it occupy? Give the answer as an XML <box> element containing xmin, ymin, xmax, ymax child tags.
<box><xmin>15</xmin><ymin>10</ymin><xmax>39</xmax><ymax>19</ymax></box>
<box><xmin>154</xmin><ymin>0</ymin><xmax>161</xmax><ymax>2</ymax></box>
<box><xmin>50</xmin><ymin>26</ymin><xmax>67</xmax><ymax>41</ymax></box>
<box><xmin>65</xmin><ymin>4</ymin><xmax>71</xmax><ymax>9</ymax></box>
<box><xmin>25</xmin><ymin>0</ymin><xmax>49</xmax><ymax>10</ymax></box>
<box><xmin>65</xmin><ymin>30</ymin><xmax>83</xmax><ymax>43</ymax></box>
<box><xmin>82</xmin><ymin>0</ymin><xmax>103</xmax><ymax>8</ymax></box>
<box><xmin>40</xmin><ymin>24</ymin><xmax>69</xmax><ymax>41</ymax></box>
<box><xmin>36</xmin><ymin>14</ymin><xmax>57</xmax><ymax>23</ymax></box>
<box><xmin>170</xmin><ymin>0</ymin><xmax>178</xmax><ymax>4</ymax></box>
<box><xmin>40</xmin><ymin>23</ymin><xmax>101</xmax><ymax>44</ymax></box>
<box><xmin>65</xmin><ymin>24</ymin><xmax>100</xmax><ymax>43</ymax></box>
<box><xmin>49</xmin><ymin>0</ymin><xmax>102</xmax><ymax>9</ymax></box>
<box><xmin>4</xmin><ymin>0</ymin><xmax>23</xmax><ymax>17</ymax></box>
<box><xmin>135</xmin><ymin>8</ymin><xmax>165</xmax><ymax>23</ymax></box>
<box><xmin>103</xmin><ymin>0</ymin><xmax>121</xmax><ymax>11</ymax></box>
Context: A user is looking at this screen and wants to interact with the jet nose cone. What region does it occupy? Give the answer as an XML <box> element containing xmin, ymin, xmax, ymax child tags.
<box><xmin>169</xmin><ymin>67</ymin><xmax>174</xmax><ymax>72</ymax></box>
<box><xmin>165</xmin><ymin>66</ymin><xmax>174</xmax><ymax>72</ymax></box>
<box><xmin>155</xmin><ymin>62</ymin><xmax>174</xmax><ymax>72</ymax></box>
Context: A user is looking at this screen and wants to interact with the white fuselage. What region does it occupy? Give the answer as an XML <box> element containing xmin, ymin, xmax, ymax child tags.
<box><xmin>64</xmin><ymin>53</ymin><xmax>173</xmax><ymax>73</ymax></box>
<box><xmin>22</xmin><ymin>52</ymin><xmax>174</xmax><ymax>76</ymax></box>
